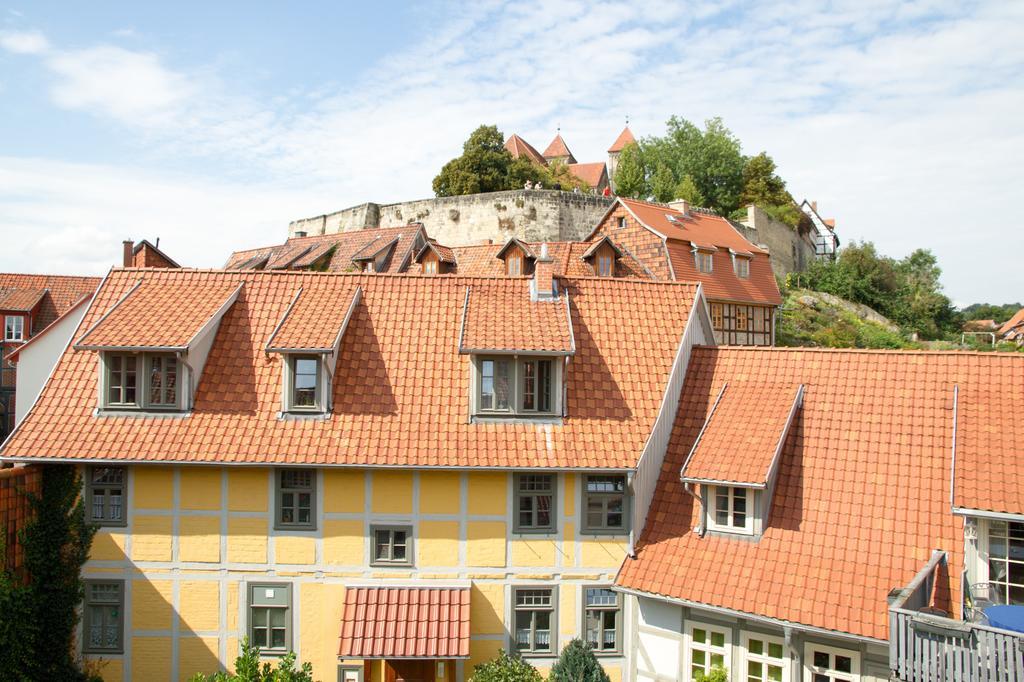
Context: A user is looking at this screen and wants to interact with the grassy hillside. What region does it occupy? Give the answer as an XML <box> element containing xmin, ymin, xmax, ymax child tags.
<box><xmin>776</xmin><ymin>288</ymin><xmax>916</xmax><ymax>349</ymax></box>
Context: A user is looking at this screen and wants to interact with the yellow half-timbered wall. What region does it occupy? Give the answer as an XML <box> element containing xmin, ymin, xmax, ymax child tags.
<box><xmin>83</xmin><ymin>465</ymin><xmax>629</xmax><ymax>682</ymax></box>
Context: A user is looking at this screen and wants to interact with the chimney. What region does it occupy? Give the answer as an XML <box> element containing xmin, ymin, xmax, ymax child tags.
<box><xmin>532</xmin><ymin>243</ymin><xmax>557</xmax><ymax>300</ymax></box>
<box><xmin>668</xmin><ymin>199</ymin><xmax>689</xmax><ymax>216</ymax></box>
<box><xmin>122</xmin><ymin>240</ymin><xmax>134</xmax><ymax>267</ymax></box>
<box><xmin>811</xmin><ymin>200</ymin><xmax>818</xmax><ymax>212</ymax></box>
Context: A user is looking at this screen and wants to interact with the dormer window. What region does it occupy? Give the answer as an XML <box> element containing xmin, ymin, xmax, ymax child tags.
<box><xmin>423</xmin><ymin>259</ymin><xmax>438</xmax><ymax>275</ymax></box>
<box><xmin>475</xmin><ymin>356</ymin><xmax>559</xmax><ymax>417</ymax></box>
<box><xmin>102</xmin><ymin>353</ymin><xmax>181</xmax><ymax>411</ymax></box>
<box><xmin>617</xmin><ymin>217</ymin><xmax>627</xmax><ymax>229</ymax></box>
<box><xmin>507</xmin><ymin>251</ymin><xmax>524</xmax><ymax>276</ymax></box>
<box><xmin>597</xmin><ymin>253</ymin><xmax>613</xmax><ymax>277</ymax></box>
<box><xmin>4</xmin><ymin>315</ymin><xmax>24</xmax><ymax>342</ymax></box>
<box><xmin>707</xmin><ymin>485</ymin><xmax>754</xmax><ymax>535</ymax></box>
<box><xmin>286</xmin><ymin>355</ymin><xmax>323</xmax><ymax>412</ymax></box>
<box><xmin>694</xmin><ymin>250</ymin><xmax>713</xmax><ymax>274</ymax></box>
<box><xmin>734</xmin><ymin>256</ymin><xmax>750</xmax><ymax>279</ymax></box>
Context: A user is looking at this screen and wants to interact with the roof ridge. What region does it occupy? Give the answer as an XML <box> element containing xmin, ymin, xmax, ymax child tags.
<box><xmin>0</xmin><ymin>272</ymin><xmax>102</xmax><ymax>280</ymax></box>
<box><xmin>697</xmin><ymin>345</ymin><xmax>1024</xmax><ymax>359</ymax></box>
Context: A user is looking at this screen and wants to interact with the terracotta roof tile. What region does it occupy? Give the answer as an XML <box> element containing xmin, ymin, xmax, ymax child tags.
<box><xmin>460</xmin><ymin>281</ymin><xmax>573</xmax><ymax>354</ymax></box>
<box><xmin>608</xmin><ymin>126</ymin><xmax>636</xmax><ymax>153</ymax></box>
<box><xmin>681</xmin><ymin>381</ymin><xmax>802</xmax><ymax>486</ymax></box>
<box><xmin>999</xmin><ymin>308</ymin><xmax>1024</xmax><ymax>336</ymax></box>
<box><xmin>266</xmin><ymin>284</ymin><xmax>361</xmax><ymax>352</ymax></box>
<box><xmin>338</xmin><ymin>587</ymin><xmax>470</xmax><ymax>658</ymax></box>
<box><xmin>74</xmin><ymin>276</ymin><xmax>243</xmax><ymax>350</ymax></box>
<box><xmin>448</xmin><ymin>242</ymin><xmax>650</xmax><ymax>280</ymax></box>
<box><xmin>504</xmin><ymin>134</ymin><xmax>547</xmax><ymax>166</ymax></box>
<box><xmin>567</xmin><ymin>162</ymin><xmax>607</xmax><ymax>188</ymax></box>
<box><xmin>617</xmin><ymin>346</ymin><xmax>1024</xmax><ymax>641</ymax></box>
<box><xmin>3</xmin><ymin>269</ymin><xmax>698</xmax><ymax>469</ymax></box>
<box><xmin>0</xmin><ymin>274</ymin><xmax>101</xmax><ymax>330</ymax></box>
<box><xmin>543</xmin><ymin>134</ymin><xmax>575</xmax><ymax>162</ymax></box>
<box><xmin>0</xmin><ymin>288</ymin><xmax>47</xmax><ymax>312</ymax></box>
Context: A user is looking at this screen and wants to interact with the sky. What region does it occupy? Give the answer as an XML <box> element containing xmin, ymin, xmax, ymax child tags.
<box><xmin>0</xmin><ymin>1</ymin><xmax>1021</xmax><ymax>305</ymax></box>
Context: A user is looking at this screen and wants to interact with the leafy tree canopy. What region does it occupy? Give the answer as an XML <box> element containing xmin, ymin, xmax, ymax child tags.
<box><xmin>612</xmin><ymin>142</ymin><xmax>647</xmax><ymax>198</ymax></box>
<box><xmin>961</xmin><ymin>302</ymin><xmax>1022</xmax><ymax>322</ymax></box>
<box><xmin>469</xmin><ymin>649</ymin><xmax>544</xmax><ymax>682</ymax></box>
<box><xmin>549</xmin><ymin>639</ymin><xmax>611</xmax><ymax>682</ymax></box>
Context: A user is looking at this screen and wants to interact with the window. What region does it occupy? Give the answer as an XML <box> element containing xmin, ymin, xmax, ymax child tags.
<box><xmin>597</xmin><ymin>254</ymin><xmax>613</xmax><ymax>277</ymax></box>
<box><xmin>338</xmin><ymin>666</ymin><xmax>364</xmax><ymax>682</ymax></box>
<box><xmin>736</xmin><ymin>306</ymin><xmax>750</xmax><ymax>331</ymax></box>
<box><xmin>371</xmin><ymin>525</ymin><xmax>412</xmax><ymax>566</ymax></box>
<box><xmin>617</xmin><ymin>216</ymin><xmax>627</xmax><ymax>229</ymax></box>
<box><xmin>423</xmin><ymin>259</ymin><xmax>438</xmax><ymax>275</ymax></box>
<box><xmin>248</xmin><ymin>583</ymin><xmax>292</xmax><ymax>654</ymax></box>
<box><xmin>513</xmin><ymin>587</ymin><xmax>555</xmax><ymax>655</ymax></box>
<box><xmin>476</xmin><ymin>357</ymin><xmax>557</xmax><ymax>417</ymax></box>
<box><xmin>4</xmin><ymin>315</ymin><xmax>24</xmax><ymax>342</ymax></box>
<box><xmin>694</xmin><ymin>250</ymin><xmax>713</xmax><ymax>273</ymax></box>
<box><xmin>103</xmin><ymin>352</ymin><xmax>181</xmax><ymax>410</ymax></box>
<box><xmin>988</xmin><ymin>520</ymin><xmax>1024</xmax><ymax>605</ymax></box>
<box><xmin>83</xmin><ymin>580</ymin><xmax>124</xmax><ymax>654</ymax></box>
<box><xmin>734</xmin><ymin>256</ymin><xmax>750</xmax><ymax>279</ymax></box>
<box><xmin>583</xmin><ymin>475</ymin><xmax>627</xmax><ymax>533</ymax></box>
<box><xmin>687</xmin><ymin>622</ymin><xmax>730</xmax><ymax>681</ymax></box>
<box><xmin>87</xmin><ymin>466</ymin><xmax>127</xmax><ymax>526</ymax></box>
<box><xmin>710</xmin><ymin>303</ymin><xmax>723</xmax><ymax>330</ymax></box>
<box><xmin>804</xmin><ymin>643</ymin><xmax>859</xmax><ymax>682</ymax></box>
<box><xmin>742</xmin><ymin>632</ymin><xmax>787</xmax><ymax>682</ymax></box>
<box><xmin>708</xmin><ymin>486</ymin><xmax>753</xmax><ymax>534</ymax></box>
<box><xmin>584</xmin><ymin>587</ymin><xmax>621</xmax><ymax>654</ymax></box>
<box><xmin>106</xmin><ymin>354</ymin><xmax>138</xmax><ymax>407</ymax></box>
<box><xmin>288</xmin><ymin>355</ymin><xmax>322</xmax><ymax>412</ymax></box>
<box><xmin>147</xmin><ymin>354</ymin><xmax>178</xmax><ymax>407</ymax></box>
<box><xmin>276</xmin><ymin>469</ymin><xmax>316</xmax><ymax>530</ymax></box>
<box><xmin>506</xmin><ymin>251</ymin><xmax>524</xmax><ymax>276</ymax></box>
<box><xmin>515</xmin><ymin>474</ymin><xmax>556</xmax><ymax>533</ymax></box>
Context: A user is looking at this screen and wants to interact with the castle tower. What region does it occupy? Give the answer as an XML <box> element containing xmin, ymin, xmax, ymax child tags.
<box><xmin>542</xmin><ymin>134</ymin><xmax>576</xmax><ymax>165</ymax></box>
<box><xmin>607</xmin><ymin>126</ymin><xmax>636</xmax><ymax>190</ymax></box>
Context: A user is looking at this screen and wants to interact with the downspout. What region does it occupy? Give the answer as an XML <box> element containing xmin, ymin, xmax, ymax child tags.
<box><xmin>683</xmin><ymin>480</ymin><xmax>707</xmax><ymax>537</ymax></box>
<box><xmin>626</xmin><ymin>470</ymin><xmax>636</xmax><ymax>557</ymax></box>
<box><xmin>180</xmin><ymin>351</ymin><xmax>195</xmax><ymax>411</ymax></box>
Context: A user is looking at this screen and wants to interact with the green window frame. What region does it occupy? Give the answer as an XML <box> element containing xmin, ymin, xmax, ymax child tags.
<box><xmin>287</xmin><ymin>355</ymin><xmax>322</xmax><ymax>412</ymax></box>
<box><xmin>514</xmin><ymin>474</ymin><xmax>556</xmax><ymax>534</ymax></box>
<box><xmin>275</xmin><ymin>469</ymin><xmax>316</xmax><ymax>530</ymax></box>
<box><xmin>248</xmin><ymin>583</ymin><xmax>292</xmax><ymax>655</ymax></box>
<box><xmin>513</xmin><ymin>587</ymin><xmax>556</xmax><ymax>655</ymax></box>
<box><xmin>87</xmin><ymin>466</ymin><xmax>127</xmax><ymax>527</ymax></box>
<box><xmin>582</xmin><ymin>474</ymin><xmax>628</xmax><ymax>534</ymax></box>
<box><xmin>583</xmin><ymin>587</ymin><xmax>621</xmax><ymax>654</ymax></box>
<box><xmin>83</xmin><ymin>580</ymin><xmax>124</xmax><ymax>654</ymax></box>
<box><xmin>370</xmin><ymin>525</ymin><xmax>413</xmax><ymax>567</ymax></box>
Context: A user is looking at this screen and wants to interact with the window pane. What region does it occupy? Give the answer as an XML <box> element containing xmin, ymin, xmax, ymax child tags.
<box><xmin>252</xmin><ymin>628</ymin><xmax>267</xmax><ymax>647</ymax></box>
<box><xmin>749</xmin><ymin>638</ymin><xmax>763</xmax><ymax>655</ymax></box>
<box><xmin>693</xmin><ymin>628</ymin><xmax>707</xmax><ymax>644</ymax></box>
<box><xmin>768</xmin><ymin>642</ymin><xmax>783</xmax><ymax>659</ymax></box>
<box><xmin>493</xmin><ymin>360</ymin><xmax>510</xmax><ymax>410</ymax></box>
<box><xmin>522</xmin><ymin>361</ymin><xmax>535</xmax><ymax>411</ymax></box>
<box><xmin>585</xmin><ymin>612</ymin><xmax>600</xmax><ymax>647</ymax></box>
<box><xmin>269</xmin><ymin>608</ymin><xmax>286</xmax><ymax>627</ymax></box>
<box><xmin>710</xmin><ymin>631</ymin><xmax>725</xmax><ymax>647</ymax></box>
<box><xmin>835</xmin><ymin>655</ymin><xmax>852</xmax><ymax>673</ymax></box>
<box><xmin>271</xmin><ymin>628</ymin><xmax>286</xmax><ymax>648</ymax></box>
<box><xmin>538</xmin><ymin>360</ymin><xmax>552</xmax><ymax>412</ymax></box>
<box><xmin>813</xmin><ymin>651</ymin><xmax>829</xmax><ymax>668</ymax></box>
<box><xmin>253</xmin><ymin>609</ymin><xmax>267</xmax><ymax>626</ymax></box>
<box><xmin>692</xmin><ymin>649</ymin><xmax>706</xmax><ymax>665</ymax></box>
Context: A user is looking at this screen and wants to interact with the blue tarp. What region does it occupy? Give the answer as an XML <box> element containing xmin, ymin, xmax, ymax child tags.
<box><xmin>984</xmin><ymin>605</ymin><xmax>1024</xmax><ymax>633</ymax></box>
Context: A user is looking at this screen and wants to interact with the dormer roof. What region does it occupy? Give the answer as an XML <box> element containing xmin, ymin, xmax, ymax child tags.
<box><xmin>414</xmin><ymin>241</ymin><xmax>456</xmax><ymax>265</ymax></box>
<box><xmin>543</xmin><ymin>134</ymin><xmax>576</xmax><ymax>163</ymax></box>
<box><xmin>0</xmin><ymin>273</ymin><xmax>101</xmax><ymax>330</ymax></box>
<box><xmin>493</xmin><ymin>238</ymin><xmax>536</xmax><ymax>261</ymax></box>
<box><xmin>0</xmin><ymin>288</ymin><xmax>47</xmax><ymax>312</ymax></box>
<box><xmin>459</xmin><ymin>281</ymin><xmax>575</xmax><ymax>356</ymax></box>
<box><xmin>580</xmin><ymin>236</ymin><xmax>623</xmax><ymax>261</ymax></box>
<box><xmin>74</xmin><ymin>276</ymin><xmax>243</xmax><ymax>352</ymax></box>
<box><xmin>608</xmin><ymin>126</ymin><xmax>636</xmax><ymax>153</ymax></box>
<box><xmin>351</xmin><ymin>236</ymin><xmax>399</xmax><ymax>263</ymax></box>
<box><xmin>265</xmin><ymin>285</ymin><xmax>362</xmax><ymax>354</ymax></box>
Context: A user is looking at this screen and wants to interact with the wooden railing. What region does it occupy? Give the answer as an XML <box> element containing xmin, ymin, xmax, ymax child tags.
<box><xmin>890</xmin><ymin>550</ymin><xmax>1024</xmax><ymax>681</ymax></box>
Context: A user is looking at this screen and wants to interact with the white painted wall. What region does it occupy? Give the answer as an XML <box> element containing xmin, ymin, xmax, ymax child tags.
<box><xmin>14</xmin><ymin>301</ymin><xmax>89</xmax><ymax>425</ymax></box>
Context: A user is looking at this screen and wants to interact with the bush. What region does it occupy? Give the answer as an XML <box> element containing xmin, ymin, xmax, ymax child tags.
<box><xmin>469</xmin><ymin>649</ymin><xmax>544</xmax><ymax>682</ymax></box>
<box><xmin>698</xmin><ymin>667</ymin><xmax>728</xmax><ymax>682</ymax></box>
<box><xmin>549</xmin><ymin>638</ymin><xmax>610</xmax><ymax>682</ymax></box>
<box><xmin>188</xmin><ymin>637</ymin><xmax>315</xmax><ymax>682</ymax></box>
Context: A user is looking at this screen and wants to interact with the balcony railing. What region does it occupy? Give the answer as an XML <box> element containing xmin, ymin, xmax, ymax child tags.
<box><xmin>890</xmin><ymin>550</ymin><xmax>1024</xmax><ymax>681</ymax></box>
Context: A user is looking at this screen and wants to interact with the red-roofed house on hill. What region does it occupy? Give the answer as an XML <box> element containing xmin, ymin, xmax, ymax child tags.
<box><xmin>504</xmin><ymin>128</ymin><xmax>627</xmax><ymax>194</ymax></box>
<box><xmin>0</xmin><ymin>273</ymin><xmax>100</xmax><ymax>441</ymax></box>
<box><xmin>589</xmin><ymin>197</ymin><xmax>783</xmax><ymax>345</ymax></box>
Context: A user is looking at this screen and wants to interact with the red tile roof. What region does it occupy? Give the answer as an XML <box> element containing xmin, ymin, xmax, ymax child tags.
<box><xmin>0</xmin><ymin>274</ymin><xmax>101</xmax><ymax>330</ymax></box>
<box><xmin>338</xmin><ymin>587</ymin><xmax>470</xmax><ymax>659</ymax></box>
<box><xmin>617</xmin><ymin>346</ymin><xmax>1024</xmax><ymax>641</ymax></box>
<box><xmin>505</xmin><ymin>134</ymin><xmax>547</xmax><ymax>166</ymax></box>
<box><xmin>0</xmin><ymin>288</ymin><xmax>46</xmax><ymax>312</ymax></box>
<box><xmin>2</xmin><ymin>269</ymin><xmax>700</xmax><ymax>469</ymax></box>
<box><xmin>5</xmin><ymin>294</ymin><xmax>92</xmax><ymax>362</ymax></box>
<box><xmin>568</xmin><ymin>162</ymin><xmax>608</xmax><ymax>189</ymax></box>
<box><xmin>266</xmin><ymin>285</ymin><xmax>361</xmax><ymax>352</ymax></box>
<box><xmin>74</xmin><ymin>277</ymin><xmax>243</xmax><ymax>351</ymax></box>
<box><xmin>604</xmin><ymin>198</ymin><xmax>782</xmax><ymax>306</ymax></box>
<box><xmin>543</xmin><ymin>134</ymin><xmax>575</xmax><ymax>162</ymax></box>
<box><xmin>680</xmin><ymin>382</ymin><xmax>802</xmax><ymax>486</ymax></box>
<box><xmin>608</xmin><ymin>126</ymin><xmax>636</xmax><ymax>153</ymax></box>
<box><xmin>999</xmin><ymin>308</ymin><xmax>1024</xmax><ymax>336</ymax></box>
<box><xmin>225</xmin><ymin>225</ymin><xmax>425</xmax><ymax>275</ymax></box>
<box><xmin>460</xmin><ymin>281</ymin><xmax>574</xmax><ymax>354</ymax></box>
<box><xmin>447</xmin><ymin>242</ymin><xmax>650</xmax><ymax>280</ymax></box>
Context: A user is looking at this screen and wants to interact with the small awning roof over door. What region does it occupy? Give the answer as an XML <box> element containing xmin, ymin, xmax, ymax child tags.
<box><xmin>338</xmin><ymin>586</ymin><xmax>471</xmax><ymax>659</ymax></box>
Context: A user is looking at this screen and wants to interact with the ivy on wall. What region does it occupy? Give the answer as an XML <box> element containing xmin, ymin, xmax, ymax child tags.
<box><xmin>0</xmin><ymin>465</ymin><xmax>97</xmax><ymax>681</ymax></box>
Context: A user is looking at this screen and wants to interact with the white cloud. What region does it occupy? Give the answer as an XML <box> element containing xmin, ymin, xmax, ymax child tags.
<box><xmin>0</xmin><ymin>0</ymin><xmax>1022</xmax><ymax>303</ymax></box>
<box><xmin>0</xmin><ymin>29</ymin><xmax>49</xmax><ymax>54</ymax></box>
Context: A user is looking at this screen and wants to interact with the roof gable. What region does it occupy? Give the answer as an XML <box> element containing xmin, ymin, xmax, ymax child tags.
<box><xmin>608</xmin><ymin>126</ymin><xmax>636</xmax><ymax>153</ymax></box>
<box><xmin>543</xmin><ymin>134</ymin><xmax>576</xmax><ymax>163</ymax></box>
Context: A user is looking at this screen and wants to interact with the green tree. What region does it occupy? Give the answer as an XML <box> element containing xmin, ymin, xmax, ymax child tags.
<box><xmin>961</xmin><ymin>302</ymin><xmax>1022</xmax><ymax>322</ymax></box>
<box><xmin>470</xmin><ymin>649</ymin><xmax>544</xmax><ymax>682</ymax></box>
<box><xmin>549</xmin><ymin>639</ymin><xmax>611</xmax><ymax>682</ymax></box>
<box><xmin>0</xmin><ymin>465</ymin><xmax>97</xmax><ymax>681</ymax></box>
<box><xmin>612</xmin><ymin>142</ymin><xmax>647</xmax><ymax>198</ymax></box>
<box><xmin>542</xmin><ymin>159</ymin><xmax>590</xmax><ymax>191</ymax></box>
<box><xmin>433</xmin><ymin>125</ymin><xmax>544</xmax><ymax>197</ymax></box>
<box><xmin>891</xmin><ymin>249</ymin><xmax>961</xmax><ymax>338</ymax></box>
<box><xmin>650</xmin><ymin>162</ymin><xmax>676</xmax><ymax>203</ymax></box>
<box><xmin>739</xmin><ymin>152</ymin><xmax>802</xmax><ymax>226</ymax></box>
<box><xmin>674</xmin><ymin>173</ymin><xmax>706</xmax><ymax>206</ymax></box>
<box><xmin>646</xmin><ymin>116</ymin><xmax>745</xmax><ymax>214</ymax></box>
<box><xmin>189</xmin><ymin>637</ymin><xmax>314</xmax><ymax>682</ymax></box>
